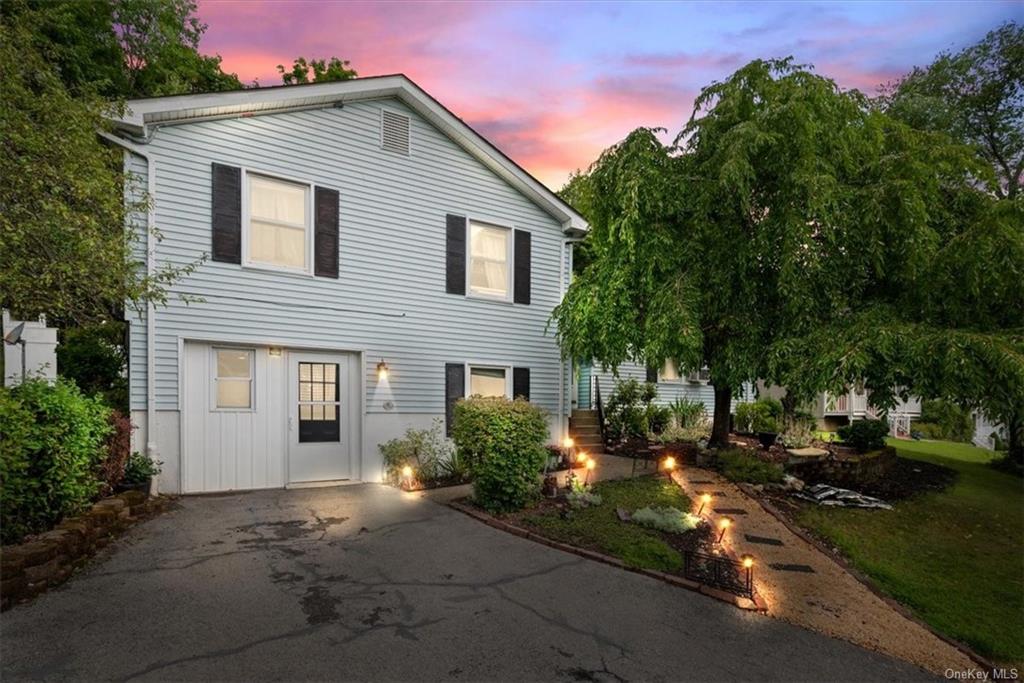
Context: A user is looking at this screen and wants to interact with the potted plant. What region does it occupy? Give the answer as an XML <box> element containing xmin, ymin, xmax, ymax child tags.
<box><xmin>121</xmin><ymin>451</ymin><xmax>162</xmax><ymax>496</ymax></box>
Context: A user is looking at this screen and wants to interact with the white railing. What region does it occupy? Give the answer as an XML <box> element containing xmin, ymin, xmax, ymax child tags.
<box><xmin>825</xmin><ymin>390</ymin><xmax>869</xmax><ymax>415</ymax></box>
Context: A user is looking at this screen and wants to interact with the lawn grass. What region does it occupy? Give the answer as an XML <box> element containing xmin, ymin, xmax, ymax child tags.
<box><xmin>797</xmin><ymin>438</ymin><xmax>1023</xmax><ymax>665</ymax></box>
<box><xmin>518</xmin><ymin>476</ymin><xmax>689</xmax><ymax>572</ymax></box>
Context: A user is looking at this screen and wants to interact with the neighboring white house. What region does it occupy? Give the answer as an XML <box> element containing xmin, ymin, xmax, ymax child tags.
<box><xmin>2</xmin><ymin>310</ymin><xmax>58</xmax><ymax>387</ymax></box>
<box><xmin>104</xmin><ymin>75</ymin><xmax>587</xmax><ymax>494</ymax></box>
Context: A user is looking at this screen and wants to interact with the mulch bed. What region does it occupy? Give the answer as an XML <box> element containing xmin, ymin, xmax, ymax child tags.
<box><xmin>797</xmin><ymin>456</ymin><xmax>957</xmax><ymax>501</ymax></box>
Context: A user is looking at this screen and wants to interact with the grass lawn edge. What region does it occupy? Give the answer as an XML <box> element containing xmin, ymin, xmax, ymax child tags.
<box><xmin>447</xmin><ymin>497</ymin><xmax>768</xmax><ymax>613</ymax></box>
<box><xmin>737</xmin><ymin>482</ymin><xmax>998</xmax><ymax>672</ymax></box>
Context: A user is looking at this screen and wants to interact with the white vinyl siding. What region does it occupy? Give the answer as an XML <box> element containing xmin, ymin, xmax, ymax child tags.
<box><xmin>582</xmin><ymin>361</ymin><xmax>754</xmax><ymax>416</ymax></box>
<box><xmin>125</xmin><ymin>97</ymin><xmax>567</xmax><ymax>423</ymax></box>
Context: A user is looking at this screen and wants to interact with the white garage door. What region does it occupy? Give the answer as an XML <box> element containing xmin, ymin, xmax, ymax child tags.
<box><xmin>181</xmin><ymin>342</ymin><xmax>358</xmax><ymax>493</ymax></box>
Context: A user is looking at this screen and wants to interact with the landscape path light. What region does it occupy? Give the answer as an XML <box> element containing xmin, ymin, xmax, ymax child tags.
<box><xmin>584</xmin><ymin>457</ymin><xmax>596</xmax><ymax>485</ymax></box>
<box><xmin>401</xmin><ymin>465</ymin><xmax>413</xmax><ymax>490</ymax></box>
<box><xmin>662</xmin><ymin>456</ymin><xmax>676</xmax><ymax>478</ymax></box>
<box><xmin>716</xmin><ymin>516</ymin><xmax>733</xmax><ymax>544</ymax></box>
<box><xmin>697</xmin><ymin>493</ymin><xmax>712</xmax><ymax>516</ymax></box>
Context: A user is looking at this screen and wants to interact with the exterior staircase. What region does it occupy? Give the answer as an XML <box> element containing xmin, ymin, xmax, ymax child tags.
<box><xmin>569</xmin><ymin>409</ymin><xmax>605</xmax><ymax>454</ymax></box>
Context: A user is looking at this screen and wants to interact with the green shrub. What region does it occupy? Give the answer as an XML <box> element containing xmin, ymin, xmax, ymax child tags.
<box><xmin>837</xmin><ymin>419</ymin><xmax>889</xmax><ymax>452</ymax></box>
<box><xmin>734</xmin><ymin>398</ymin><xmax>782</xmax><ymax>433</ymax></box>
<box><xmin>0</xmin><ymin>378</ymin><xmax>112</xmax><ymax>544</ymax></box>
<box><xmin>716</xmin><ymin>448</ymin><xmax>784</xmax><ymax>485</ymax></box>
<box><xmin>378</xmin><ymin>418</ymin><xmax>455</xmax><ymax>484</ymax></box>
<box><xmin>97</xmin><ymin>410</ymin><xmax>133</xmax><ymax>494</ymax></box>
<box><xmin>566</xmin><ymin>479</ymin><xmax>603</xmax><ymax>509</ymax></box>
<box><xmin>916</xmin><ymin>400</ymin><xmax>974</xmax><ymax>443</ymax></box>
<box><xmin>56</xmin><ymin>322</ymin><xmax>128</xmax><ymax>412</ymax></box>
<box><xmin>632</xmin><ymin>506</ymin><xmax>701</xmax><ymax>534</ymax></box>
<box><xmin>605</xmin><ymin>379</ymin><xmax>658</xmax><ymax>441</ymax></box>
<box><xmin>658</xmin><ymin>420</ymin><xmax>710</xmax><ymax>444</ymax></box>
<box><xmin>122</xmin><ymin>451</ymin><xmax>161</xmax><ymax>486</ymax></box>
<box><xmin>452</xmin><ymin>396</ymin><xmax>549</xmax><ymax>512</ymax></box>
<box><xmin>668</xmin><ymin>397</ymin><xmax>706</xmax><ymax>428</ymax></box>
<box><xmin>645</xmin><ymin>404</ymin><xmax>672</xmax><ymax>435</ymax></box>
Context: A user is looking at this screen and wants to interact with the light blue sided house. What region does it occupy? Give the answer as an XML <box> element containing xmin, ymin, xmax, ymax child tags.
<box><xmin>104</xmin><ymin>76</ymin><xmax>588</xmax><ymax>494</ymax></box>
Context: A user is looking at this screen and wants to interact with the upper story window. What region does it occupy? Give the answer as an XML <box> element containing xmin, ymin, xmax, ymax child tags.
<box><xmin>659</xmin><ymin>360</ymin><xmax>681</xmax><ymax>382</ymax></box>
<box><xmin>469</xmin><ymin>221</ymin><xmax>511</xmax><ymax>299</ymax></box>
<box><xmin>247</xmin><ymin>174</ymin><xmax>309</xmax><ymax>272</ymax></box>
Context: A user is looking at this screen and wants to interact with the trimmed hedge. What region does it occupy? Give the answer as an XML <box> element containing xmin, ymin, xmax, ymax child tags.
<box><xmin>837</xmin><ymin>419</ymin><xmax>889</xmax><ymax>452</ymax></box>
<box><xmin>0</xmin><ymin>379</ymin><xmax>112</xmax><ymax>544</ymax></box>
<box><xmin>452</xmin><ymin>396</ymin><xmax>549</xmax><ymax>513</ymax></box>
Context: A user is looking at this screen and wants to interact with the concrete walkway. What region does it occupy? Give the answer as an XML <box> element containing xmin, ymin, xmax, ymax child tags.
<box><xmin>1</xmin><ymin>484</ymin><xmax>932</xmax><ymax>682</ymax></box>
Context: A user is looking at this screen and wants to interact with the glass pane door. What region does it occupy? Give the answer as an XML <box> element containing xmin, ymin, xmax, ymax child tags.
<box><xmin>297</xmin><ymin>362</ymin><xmax>340</xmax><ymax>443</ymax></box>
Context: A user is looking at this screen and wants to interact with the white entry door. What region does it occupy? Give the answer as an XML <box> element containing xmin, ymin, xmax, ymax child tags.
<box><xmin>288</xmin><ymin>352</ymin><xmax>352</xmax><ymax>483</ymax></box>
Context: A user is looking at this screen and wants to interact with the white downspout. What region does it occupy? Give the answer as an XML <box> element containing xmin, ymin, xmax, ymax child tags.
<box><xmin>558</xmin><ymin>233</ymin><xmax>584</xmax><ymax>441</ymax></box>
<box><xmin>98</xmin><ymin>131</ymin><xmax>158</xmax><ymax>466</ymax></box>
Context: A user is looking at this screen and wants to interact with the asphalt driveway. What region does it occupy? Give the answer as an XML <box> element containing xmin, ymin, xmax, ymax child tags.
<box><xmin>1</xmin><ymin>484</ymin><xmax>929</xmax><ymax>682</ymax></box>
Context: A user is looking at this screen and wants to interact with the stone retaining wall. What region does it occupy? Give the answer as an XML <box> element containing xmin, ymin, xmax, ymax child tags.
<box><xmin>786</xmin><ymin>447</ymin><xmax>897</xmax><ymax>488</ymax></box>
<box><xmin>0</xmin><ymin>491</ymin><xmax>170</xmax><ymax>610</ymax></box>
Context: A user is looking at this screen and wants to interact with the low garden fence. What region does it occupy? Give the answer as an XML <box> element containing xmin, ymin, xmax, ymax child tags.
<box><xmin>683</xmin><ymin>550</ymin><xmax>754</xmax><ymax>598</ymax></box>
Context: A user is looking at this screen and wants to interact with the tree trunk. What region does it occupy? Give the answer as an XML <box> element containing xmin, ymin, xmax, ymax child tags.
<box><xmin>781</xmin><ymin>392</ymin><xmax>797</xmax><ymax>425</ymax></box>
<box><xmin>710</xmin><ymin>383</ymin><xmax>732</xmax><ymax>449</ymax></box>
<box><xmin>1008</xmin><ymin>409</ymin><xmax>1023</xmax><ymax>465</ymax></box>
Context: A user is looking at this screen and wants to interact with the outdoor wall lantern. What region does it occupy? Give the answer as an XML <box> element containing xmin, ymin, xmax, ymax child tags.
<box><xmin>268</xmin><ymin>347</ymin><xmax>283</xmax><ymax>358</ymax></box>
<box><xmin>377</xmin><ymin>359</ymin><xmax>389</xmax><ymax>381</ymax></box>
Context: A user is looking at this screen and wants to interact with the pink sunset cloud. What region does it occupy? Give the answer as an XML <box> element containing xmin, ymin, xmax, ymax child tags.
<box><xmin>194</xmin><ymin>1</ymin><xmax>1018</xmax><ymax>189</ymax></box>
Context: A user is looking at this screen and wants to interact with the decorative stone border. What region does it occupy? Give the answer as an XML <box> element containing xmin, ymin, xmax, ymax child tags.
<box><xmin>736</xmin><ymin>483</ymin><xmax>996</xmax><ymax>672</ymax></box>
<box><xmin>448</xmin><ymin>499</ymin><xmax>768</xmax><ymax>613</ymax></box>
<box><xmin>0</xmin><ymin>491</ymin><xmax>172</xmax><ymax>611</ymax></box>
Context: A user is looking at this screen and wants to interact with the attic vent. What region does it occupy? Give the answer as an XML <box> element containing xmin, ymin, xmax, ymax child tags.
<box><xmin>381</xmin><ymin>109</ymin><xmax>411</xmax><ymax>155</ymax></box>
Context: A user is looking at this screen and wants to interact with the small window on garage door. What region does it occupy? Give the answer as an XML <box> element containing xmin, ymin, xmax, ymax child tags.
<box><xmin>213</xmin><ymin>348</ymin><xmax>254</xmax><ymax>410</ymax></box>
<box><xmin>298</xmin><ymin>362</ymin><xmax>340</xmax><ymax>442</ymax></box>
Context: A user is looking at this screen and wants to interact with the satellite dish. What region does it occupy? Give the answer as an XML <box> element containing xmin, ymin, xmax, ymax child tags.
<box><xmin>3</xmin><ymin>322</ymin><xmax>25</xmax><ymax>345</ymax></box>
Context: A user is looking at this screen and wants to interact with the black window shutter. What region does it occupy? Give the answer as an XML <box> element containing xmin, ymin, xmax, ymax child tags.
<box><xmin>444</xmin><ymin>363</ymin><xmax>465</xmax><ymax>436</ymax></box>
<box><xmin>446</xmin><ymin>214</ymin><xmax>466</xmax><ymax>295</ymax></box>
<box><xmin>314</xmin><ymin>187</ymin><xmax>339</xmax><ymax>278</ymax></box>
<box><xmin>513</xmin><ymin>367</ymin><xmax>530</xmax><ymax>401</ymax></box>
<box><xmin>513</xmin><ymin>230</ymin><xmax>531</xmax><ymax>304</ymax></box>
<box><xmin>646</xmin><ymin>366</ymin><xmax>658</xmax><ymax>383</ymax></box>
<box><xmin>211</xmin><ymin>163</ymin><xmax>241</xmax><ymax>263</ymax></box>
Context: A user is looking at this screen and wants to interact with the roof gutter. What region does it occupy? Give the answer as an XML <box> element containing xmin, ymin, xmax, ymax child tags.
<box><xmin>98</xmin><ymin>130</ymin><xmax>159</xmax><ymax>475</ymax></box>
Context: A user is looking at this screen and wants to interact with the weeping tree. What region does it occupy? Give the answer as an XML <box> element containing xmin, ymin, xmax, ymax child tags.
<box><xmin>553</xmin><ymin>59</ymin><xmax>1022</xmax><ymax>450</ymax></box>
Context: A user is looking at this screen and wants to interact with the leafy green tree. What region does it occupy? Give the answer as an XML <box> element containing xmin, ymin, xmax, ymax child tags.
<box><xmin>0</xmin><ymin>0</ymin><xmax>242</xmax><ymax>98</ymax></box>
<box><xmin>277</xmin><ymin>57</ymin><xmax>358</xmax><ymax>85</ymax></box>
<box><xmin>0</xmin><ymin>10</ymin><xmax>200</xmax><ymax>325</ymax></box>
<box><xmin>882</xmin><ymin>22</ymin><xmax>1022</xmax><ymax>198</ymax></box>
<box><xmin>552</xmin><ymin>59</ymin><xmax>1021</xmax><ymax>453</ymax></box>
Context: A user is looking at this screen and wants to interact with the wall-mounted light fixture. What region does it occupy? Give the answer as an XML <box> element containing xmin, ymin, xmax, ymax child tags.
<box><xmin>268</xmin><ymin>347</ymin><xmax>283</xmax><ymax>358</ymax></box>
<box><xmin>377</xmin><ymin>359</ymin><xmax>389</xmax><ymax>381</ymax></box>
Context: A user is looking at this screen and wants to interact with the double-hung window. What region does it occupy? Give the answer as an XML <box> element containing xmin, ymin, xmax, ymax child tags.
<box><xmin>247</xmin><ymin>174</ymin><xmax>309</xmax><ymax>272</ymax></box>
<box><xmin>468</xmin><ymin>221</ymin><xmax>511</xmax><ymax>299</ymax></box>
<box><xmin>214</xmin><ymin>348</ymin><xmax>254</xmax><ymax>409</ymax></box>
<box><xmin>468</xmin><ymin>365</ymin><xmax>510</xmax><ymax>398</ymax></box>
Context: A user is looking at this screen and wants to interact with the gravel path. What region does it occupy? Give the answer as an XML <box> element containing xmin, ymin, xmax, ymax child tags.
<box><xmin>672</xmin><ymin>465</ymin><xmax>976</xmax><ymax>675</ymax></box>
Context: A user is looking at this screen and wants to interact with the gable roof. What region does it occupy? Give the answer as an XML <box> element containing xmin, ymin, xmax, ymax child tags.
<box><xmin>109</xmin><ymin>74</ymin><xmax>588</xmax><ymax>234</ymax></box>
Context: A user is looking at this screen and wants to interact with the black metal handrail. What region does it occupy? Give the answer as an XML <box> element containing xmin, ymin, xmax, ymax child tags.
<box><xmin>593</xmin><ymin>375</ymin><xmax>607</xmax><ymax>448</ymax></box>
<box><xmin>683</xmin><ymin>550</ymin><xmax>754</xmax><ymax>598</ymax></box>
